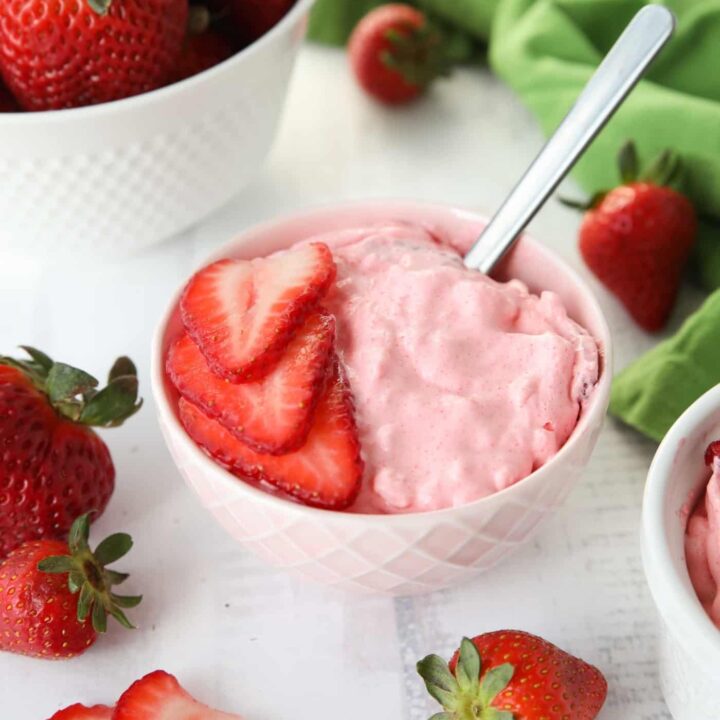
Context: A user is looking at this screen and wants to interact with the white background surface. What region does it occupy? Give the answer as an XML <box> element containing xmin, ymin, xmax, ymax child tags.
<box><xmin>1</xmin><ymin>45</ymin><xmax>700</xmax><ymax>718</ymax></box>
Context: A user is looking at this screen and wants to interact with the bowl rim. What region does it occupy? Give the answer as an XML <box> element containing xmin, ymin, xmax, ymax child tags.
<box><xmin>151</xmin><ymin>198</ymin><xmax>613</xmax><ymax>526</ymax></box>
<box><xmin>642</xmin><ymin>382</ymin><xmax>720</xmax><ymax>665</ymax></box>
<box><xmin>0</xmin><ymin>0</ymin><xmax>315</xmax><ymax>124</ymax></box>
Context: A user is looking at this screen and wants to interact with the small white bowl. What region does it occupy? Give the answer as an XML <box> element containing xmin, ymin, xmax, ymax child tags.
<box><xmin>643</xmin><ymin>384</ymin><xmax>720</xmax><ymax>720</ymax></box>
<box><xmin>0</xmin><ymin>0</ymin><xmax>314</xmax><ymax>256</ymax></box>
<box><xmin>151</xmin><ymin>200</ymin><xmax>612</xmax><ymax>596</ymax></box>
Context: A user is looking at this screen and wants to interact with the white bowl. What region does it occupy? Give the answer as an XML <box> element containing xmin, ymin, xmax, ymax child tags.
<box><xmin>151</xmin><ymin>200</ymin><xmax>613</xmax><ymax>596</ymax></box>
<box><xmin>643</xmin><ymin>384</ymin><xmax>720</xmax><ymax>720</ymax></box>
<box><xmin>0</xmin><ymin>0</ymin><xmax>314</xmax><ymax>256</ymax></box>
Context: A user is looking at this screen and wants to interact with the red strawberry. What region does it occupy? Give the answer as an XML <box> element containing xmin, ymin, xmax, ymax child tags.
<box><xmin>0</xmin><ymin>514</ymin><xmax>141</xmax><ymax>660</ymax></box>
<box><xmin>574</xmin><ymin>141</ymin><xmax>697</xmax><ymax>332</ymax></box>
<box><xmin>181</xmin><ymin>243</ymin><xmax>336</xmax><ymax>382</ymax></box>
<box><xmin>0</xmin><ymin>0</ymin><xmax>188</xmax><ymax>111</ymax></box>
<box><xmin>167</xmin><ymin>310</ymin><xmax>335</xmax><ymax>454</ymax></box>
<box><xmin>418</xmin><ymin>631</ymin><xmax>608</xmax><ymax>720</ymax></box>
<box><xmin>50</xmin><ymin>705</ymin><xmax>113</xmax><ymax>720</ymax></box>
<box><xmin>705</xmin><ymin>441</ymin><xmax>720</xmax><ymax>466</ymax></box>
<box><xmin>348</xmin><ymin>4</ymin><xmax>451</xmax><ymax>105</ymax></box>
<box><xmin>0</xmin><ymin>348</ymin><xmax>141</xmax><ymax>558</ymax></box>
<box><xmin>178</xmin><ymin>360</ymin><xmax>363</xmax><ymax>509</ymax></box>
<box><xmin>230</xmin><ymin>0</ymin><xmax>295</xmax><ymax>43</ymax></box>
<box><xmin>114</xmin><ymin>670</ymin><xmax>241</xmax><ymax>719</ymax></box>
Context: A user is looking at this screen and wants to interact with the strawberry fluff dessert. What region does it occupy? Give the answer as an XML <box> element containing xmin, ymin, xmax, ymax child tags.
<box><xmin>166</xmin><ymin>223</ymin><xmax>599</xmax><ymax>514</ymax></box>
<box><xmin>685</xmin><ymin>441</ymin><xmax>720</xmax><ymax>628</ymax></box>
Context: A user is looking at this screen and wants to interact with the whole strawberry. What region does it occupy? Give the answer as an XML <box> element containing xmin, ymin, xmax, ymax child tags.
<box><xmin>349</xmin><ymin>4</ymin><xmax>451</xmax><ymax>105</ymax></box>
<box><xmin>0</xmin><ymin>347</ymin><xmax>141</xmax><ymax>558</ymax></box>
<box><xmin>573</xmin><ymin>141</ymin><xmax>697</xmax><ymax>332</ymax></box>
<box><xmin>418</xmin><ymin>631</ymin><xmax>607</xmax><ymax>720</ymax></box>
<box><xmin>0</xmin><ymin>513</ymin><xmax>141</xmax><ymax>659</ymax></box>
<box><xmin>0</xmin><ymin>0</ymin><xmax>188</xmax><ymax>111</ymax></box>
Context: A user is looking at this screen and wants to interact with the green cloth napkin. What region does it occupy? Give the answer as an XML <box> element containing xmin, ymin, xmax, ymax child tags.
<box><xmin>308</xmin><ymin>0</ymin><xmax>720</xmax><ymax>439</ymax></box>
<box><xmin>609</xmin><ymin>290</ymin><xmax>720</xmax><ymax>441</ymax></box>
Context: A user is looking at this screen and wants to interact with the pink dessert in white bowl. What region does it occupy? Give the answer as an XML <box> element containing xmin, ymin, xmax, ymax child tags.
<box><xmin>314</xmin><ymin>223</ymin><xmax>599</xmax><ymax>513</ymax></box>
<box><xmin>152</xmin><ymin>201</ymin><xmax>611</xmax><ymax>595</ymax></box>
<box><xmin>685</xmin><ymin>442</ymin><xmax>720</xmax><ymax>628</ymax></box>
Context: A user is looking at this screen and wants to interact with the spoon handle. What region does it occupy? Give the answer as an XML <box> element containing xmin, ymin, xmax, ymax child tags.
<box><xmin>464</xmin><ymin>5</ymin><xmax>676</xmax><ymax>274</ymax></box>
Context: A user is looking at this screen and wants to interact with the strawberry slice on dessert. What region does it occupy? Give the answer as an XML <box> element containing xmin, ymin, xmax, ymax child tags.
<box><xmin>179</xmin><ymin>360</ymin><xmax>363</xmax><ymax>509</ymax></box>
<box><xmin>167</xmin><ymin>310</ymin><xmax>335</xmax><ymax>454</ymax></box>
<box><xmin>114</xmin><ymin>670</ymin><xmax>240</xmax><ymax>719</ymax></box>
<box><xmin>50</xmin><ymin>706</ymin><xmax>113</xmax><ymax>720</ymax></box>
<box><xmin>180</xmin><ymin>243</ymin><xmax>336</xmax><ymax>382</ymax></box>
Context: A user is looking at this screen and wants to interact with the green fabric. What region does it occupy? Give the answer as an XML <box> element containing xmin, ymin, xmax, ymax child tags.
<box><xmin>308</xmin><ymin>0</ymin><xmax>720</xmax><ymax>440</ymax></box>
<box><xmin>609</xmin><ymin>290</ymin><xmax>720</xmax><ymax>441</ymax></box>
<box><xmin>489</xmin><ymin>0</ymin><xmax>720</xmax><ymax>290</ymax></box>
<box><xmin>308</xmin><ymin>0</ymin><xmax>499</xmax><ymax>45</ymax></box>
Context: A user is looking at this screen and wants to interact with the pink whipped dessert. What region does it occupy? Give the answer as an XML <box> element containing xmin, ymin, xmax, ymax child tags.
<box><xmin>685</xmin><ymin>442</ymin><xmax>720</xmax><ymax>627</ymax></box>
<box><xmin>309</xmin><ymin>222</ymin><xmax>600</xmax><ymax>513</ymax></box>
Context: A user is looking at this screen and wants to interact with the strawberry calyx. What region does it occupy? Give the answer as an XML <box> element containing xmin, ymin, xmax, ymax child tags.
<box><xmin>705</xmin><ymin>441</ymin><xmax>720</xmax><ymax>466</ymax></box>
<box><xmin>37</xmin><ymin>513</ymin><xmax>142</xmax><ymax>633</ymax></box>
<box><xmin>417</xmin><ymin>638</ymin><xmax>515</xmax><ymax>720</ymax></box>
<box><xmin>561</xmin><ymin>139</ymin><xmax>685</xmax><ymax>211</ymax></box>
<box><xmin>382</xmin><ymin>22</ymin><xmax>452</xmax><ymax>89</ymax></box>
<box><xmin>0</xmin><ymin>346</ymin><xmax>142</xmax><ymax>427</ymax></box>
<box><xmin>87</xmin><ymin>0</ymin><xmax>113</xmax><ymax>15</ymax></box>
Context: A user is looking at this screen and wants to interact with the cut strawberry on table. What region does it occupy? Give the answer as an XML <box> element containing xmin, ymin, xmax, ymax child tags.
<box><xmin>0</xmin><ymin>0</ymin><xmax>188</xmax><ymax>111</ymax></box>
<box><xmin>168</xmin><ymin>309</ymin><xmax>335</xmax><ymax>454</ymax></box>
<box><xmin>114</xmin><ymin>670</ymin><xmax>241</xmax><ymax>719</ymax></box>
<box><xmin>50</xmin><ymin>704</ymin><xmax>114</xmax><ymax>720</ymax></box>
<box><xmin>179</xmin><ymin>360</ymin><xmax>363</xmax><ymax>509</ymax></box>
<box><xmin>181</xmin><ymin>243</ymin><xmax>336</xmax><ymax>382</ymax></box>
<box><xmin>0</xmin><ymin>513</ymin><xmax>141</xmax><ymax>660</ymax></box>
<box><xmin>417</xmin><ymin>631</ymin><xmax>608</xmax><ymax>720</ymax></box>
<box><xmin>567</xmin><ymin>140</ymin><xmax>698</xmax><ymax>332</ymax></box>
<box><xmin>0</xmin><ymin>348</ymin><xmax>142</xmax><ymax>558</ymax></box>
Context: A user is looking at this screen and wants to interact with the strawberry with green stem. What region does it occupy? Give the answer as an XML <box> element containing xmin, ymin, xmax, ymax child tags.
<box><xmin>417</xmin><ymin>631</ymin><xmax>607</xmax><ymax>720</ymax></box>
<box><xmin>564</xmin><ymin>140</ymin><xmax>698</xmax><ymax>332</ymax></box>
<box><xmin>0</xmin><ymin>513</ymin><xmax>141</xmax><ymax>659</ymax></box>
<box><xmin>349</xmin><ymin>4</ymin><xmax>452</xmax><ymax>105</ymax></box>
<box><xmin>0</xmin><ymin>347</ymin><xmax>141</xmax><ymax>557</ymax></box>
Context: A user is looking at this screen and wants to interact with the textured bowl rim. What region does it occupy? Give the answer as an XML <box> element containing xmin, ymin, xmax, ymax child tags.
<box><xmin>0</xmin><ymin>0</ymin><xmax>315</xmax><ymax>125</ymax></box>
<box><xmin>642</xmin><ymin>383</ymin><xmax>720</xmax><ymax>665</ymax></box>
<box><xmin>151</xmin><ymin>199</ymin><xmax>612</xmax><ymax>526</ymax></box>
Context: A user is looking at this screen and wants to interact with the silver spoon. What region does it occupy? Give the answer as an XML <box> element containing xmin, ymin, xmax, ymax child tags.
<box><xmin>464</xmin><ymin>4</ymin><xmax>676</xmax><ymax>274</ymax></box>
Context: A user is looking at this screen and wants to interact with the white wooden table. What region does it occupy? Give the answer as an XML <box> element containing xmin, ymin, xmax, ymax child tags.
<box><xmin>1</xmin><ymin>44</ymin><xmax>690</xmax><ymax>718</ymax></box>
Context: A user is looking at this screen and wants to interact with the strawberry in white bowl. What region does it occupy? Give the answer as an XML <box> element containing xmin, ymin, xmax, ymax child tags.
<box><xmin>152</xmin><ymin>201</ymin><xmax>612</xmax><ymax>595</ymax></box>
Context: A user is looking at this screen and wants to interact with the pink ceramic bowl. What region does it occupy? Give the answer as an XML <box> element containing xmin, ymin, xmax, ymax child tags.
<box><xmin>151</xmin><ymin>201</ymin><xmax>612</xmax><ymax>596</ymax></box>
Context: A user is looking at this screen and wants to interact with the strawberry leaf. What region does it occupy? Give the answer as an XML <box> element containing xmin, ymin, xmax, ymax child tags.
<box><xmin>108</xmin><ymin>356</ymin><xmax>137</xmax><ymax>383</ymax></box>
<box><xmin>37</xmin><ymin>555</ymin><xmax>74</xmax><ymax>574</ymax></box>
<box><xmin>77</xmin><ymin>583</ymin><xmax>94</xmax><ymax>622</ymax></box>
<box><xmin>68</xmin><ymin>513</ymin><xmax>92</xmax><ymax>554</ymax></box>
<box><xmin>456</xmin><ymin>638</ymin><xmax>481</xmax><ymax>693</ymax></box>
<box><xmin>111</xmin><ymin>593</ymin><xmax>143</xmax><ymax>609</ymax></box>
<box><xmin>79</xmin><ymin>375</ymin><xmax>142</xmax><ymax>427</ymax></box>
<box><xmin>478</xmin><ymin>663</ymin><xmax>514</xmax><ymax>707</ymax></box>
<box><xmin>92</xmin><ymin>599</ymin><xmax>107</xmax><ymax>633</ymax></box>
<box><xmin>417</xmin><ymin>655</ymin><xmax>461</xmax><ymax>710</ymax></box>
<box><xmin>94</xmin><ymin>533</ymin><xmax>133</xmax><ymax>566</ymax></box>
<box><xmin>19</xmin><ymin>346</ymin><xmax>53</xmax><ymax>371</ymax></box>
<box><xmin>618</xmin><ymin>140</ymin><xmax>639</xmax><ymax>184</ymax></box>
<box><xmin>47</xmin><ymin>363</ymin><xmax>98</xmax><ymax>404</ymax></box>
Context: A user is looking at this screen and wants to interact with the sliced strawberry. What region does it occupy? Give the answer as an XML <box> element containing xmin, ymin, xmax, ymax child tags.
<box><xmin>49</xmin><ymin>705</ymin><xmax>113</xmax><ymax>720</ymax></box>
<box><xmin>114</xmin><ymin>670</ymin><xmax>241</xmax><ymax>719</ymax></box>
<box><xmin>167</xmin><ymin>310</ymin><xmax>335</xmax><ymax>454</ymax></box>
<box><xmin>179</xmin><ymin>360</ymin><xmax>364</xmax><ymax>509</ymax></box>
<box><xmin>180</xmin><ymin>243</ymin><xmax>336</xmax><ymax>382</ymax></box>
